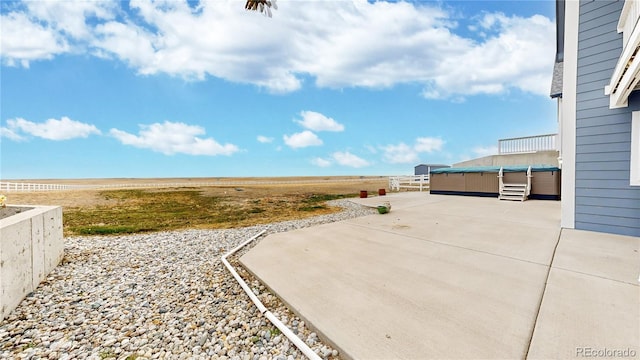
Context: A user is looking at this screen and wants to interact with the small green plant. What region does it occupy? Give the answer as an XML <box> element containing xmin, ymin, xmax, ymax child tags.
<box><xmin>303</xmin><ymin>194</ymin><xmax>350</xmax><ymax>204</ymax></box>
<box><xmin>99</xmin><ymin>351</ymin><xmax>116</xmax><ymax>359</ymax></box>
<box><xmin>76</xmin><ymin>225</ymin><xmax>149</xmax><ymax>235</ymax></box>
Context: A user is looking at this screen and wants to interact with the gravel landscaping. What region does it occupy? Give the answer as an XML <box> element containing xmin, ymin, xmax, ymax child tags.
<box><xmin>0</xmin><ymin>200</ymin><xmax>376</xmax><ymax>360</ymax></box>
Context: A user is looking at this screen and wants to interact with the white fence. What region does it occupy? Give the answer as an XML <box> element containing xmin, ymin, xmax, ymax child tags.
<box><xmin>388</xmin><ymin>175</ymin><xmax>429</xmax><ymax>192</ymax></box>
<box><xmin>498</xmin><ymin>133</ymin><xmax>558</xmax><ymax>154</ymax></box>
<box><xmin>0</xmin><ymin>183</ymin><xmax>81</xmax><ymax>192</ymax></box>
<box><xmin>0</xmin><ymin>177</ymin><xmax>387</xmax><ymax>193</ymax></box>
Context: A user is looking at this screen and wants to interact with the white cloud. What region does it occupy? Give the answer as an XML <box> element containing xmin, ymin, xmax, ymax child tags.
<box><xmin>0</xmin><ymin>1</ymin><xmax>116</xmax><ymax>67</ymax></box>
<box><xmin>283</xmin><ymin>130</ymin><xmax>322</xmax><ymax>149</ymax></box>
<box><xmin>91</xmin><ymin>0</ymin><xmax>301</xmax><ymax>90</ymax></box>
<box><xmin>91</xmin><ymin>21</ymin><xmax>158</xmax><ymax>72</ymax></box>
<box><xmin>332</xmin><ymin>151</ymin><xmax>370</xmax><ymax>168</ymax></box>
<box><xmin>422</xmin><ymin>13</ymin><xmax>555</xmax><ymax>99</ymax></box>
<box><xmin>415</xmin><ymin>137</ymin><xmax>444</xmax><ymax>153</ymax></box>
<box><xmin>312</xmin><ymin>157</ymin><xmax>332</xmax><ymax>167</ymax></box>
<box><xmin>1</xmin><ymin>1</ymin><xmax>554</xmax><ymax>99</ymax></box>
<box><xmin>473</xmin><ymin>145</ymin><xmax>498</xmax><ymax>157</ymax></box>
<box><xmin>25</xmin><ymin>1</ymin><xmax>115</xmax><ymax>40</ymax></box>
<box><xmin>296</xmin><ymin>111</ymin><xmax>344</xmax><ymax>132</ymax></box>
<box><xmin>382</xmin><ymin>137</ymin><xmax>445</xmax><ymax>164</ymax></box>
<box><xmin>382</xmin><ymin>143</ymin><xmax>419</xmax><ymax>164</ymax></box>
<box><xmin>0</xmin><ymin>126</ymin><xmax>26</xmax><ymax>141</ymax></box>
<box><xmin>0</xmin><ymin>12</ymin><xmax>69</xmax><ymax>67</ymax></box>
<box><xmin>257</xmin><ymin>135</ymin><xmax>273</xmax><ymax>143</ymax></box>
<box><xmin>109</xmin><ymin>121</ymin><xmax>239</xmax><ymax>156</ymax></box>
<box><xmin>2</xmin><ymin>117</ymin><xmax>101</xmax><ymax>140</ymax></box>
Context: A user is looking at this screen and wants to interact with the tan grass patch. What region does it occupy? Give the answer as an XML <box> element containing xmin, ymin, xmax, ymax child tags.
<box><xmin>5</xmin><ymin>177</ymin><xmax>389</xmax><ymax>236</ymax></box>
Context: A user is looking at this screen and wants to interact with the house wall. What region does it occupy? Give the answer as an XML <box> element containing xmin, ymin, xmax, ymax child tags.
<box><xmin>575</xmin><ymin>0</ymin><xmax>640</xmax><ymax>236</ymax></box>
<box><xmin>415</xmin><ymin>165</ymin><xmax>429</xmax><ymax>175</ymax></box>
<box><xmin>453</xmin><ymin>151</ymin><xmax>559</xmax><ymax>168</ymax></box>
<box><xmin>414</xmin><ymin>164</ymin><xmax>449</xmax><ymax>175</ymax></box>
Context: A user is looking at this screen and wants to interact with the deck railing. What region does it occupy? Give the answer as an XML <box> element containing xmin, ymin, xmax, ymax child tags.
<box><xmin>619</xmin><ymin>0</ymin><xmax>640</xmax><ymax>46</ymax></box>
<box><xmin>498</xmin><ymin>133</ymin><xmax>557</xmax><ymax>155</ymax></box>
<box><xmin>605</xmin><ymin>0</ymin><xmax>640</xmax><ymax>108</ymax></box>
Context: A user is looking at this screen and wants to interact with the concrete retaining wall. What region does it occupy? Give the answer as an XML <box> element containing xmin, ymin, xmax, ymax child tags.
<box><xmin>453</xmin><ymin>151</ymin><xmax>560</xmax><ymax>168</ymax></box>
<box><xmin>0</xmin><ymin>206</ymin><xmax>63</xmax><ymax>322</ymax></box>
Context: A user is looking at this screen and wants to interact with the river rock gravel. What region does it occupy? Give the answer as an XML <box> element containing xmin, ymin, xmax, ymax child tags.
<box><xmin>0</xmin><ymin>199</ymin><xmax>376</xmax><ymax>360</ymax></box>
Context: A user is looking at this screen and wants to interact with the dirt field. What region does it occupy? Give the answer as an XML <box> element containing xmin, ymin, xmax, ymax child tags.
<box><xmin>5</xmin><ymin>176</ymin><xmax>390</xmax><ymax>208</ymax></box>
<box><xmin>3</xmin><ymin>177</ymin><xmax>392</xmax><ymax>235</ymax></box>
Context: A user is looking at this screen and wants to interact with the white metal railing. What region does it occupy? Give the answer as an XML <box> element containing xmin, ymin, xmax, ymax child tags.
<box><xmin>498</xmin><ymin>133</ymin><xmax>558</xmax><ymax>154</ymax></box>
<box><xmin>389</xmin><ymin>174</ymin><xmax>429</xmax><ymax>192</ymax></box>
<box><xmin>0</xmin><ymin>177</ymin><xmax>387</xmax><ymax>193</ymax></box>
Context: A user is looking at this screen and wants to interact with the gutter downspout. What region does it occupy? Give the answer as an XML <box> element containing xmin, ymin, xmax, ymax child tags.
<box><xmin>221</xmin><ymin>229</ymin><xmax>323</xmax><ymax>360</ymax></box>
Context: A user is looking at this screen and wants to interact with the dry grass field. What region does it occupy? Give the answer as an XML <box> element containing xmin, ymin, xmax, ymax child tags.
<box><xmin>4</xmin><ymin>177</ymin><xmax>390</xmax><ymax>236</ymax></box>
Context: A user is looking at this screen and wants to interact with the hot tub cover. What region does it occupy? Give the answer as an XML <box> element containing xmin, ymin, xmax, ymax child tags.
<box><xmin>430</xmin><ymin>165</ymin><xmax>560</xmax><ymax>174</ymax></box>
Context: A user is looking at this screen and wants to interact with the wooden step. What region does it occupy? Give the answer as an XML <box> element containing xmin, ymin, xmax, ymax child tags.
<box><xmin>499</xmin><ymin>182</ymin><xmax>528</xmax><ymax>201</ymax></box>
<box><xmin>499</xmin><ymin>194</ymin><xmax>526</xmax><ymax>201</ymax></box>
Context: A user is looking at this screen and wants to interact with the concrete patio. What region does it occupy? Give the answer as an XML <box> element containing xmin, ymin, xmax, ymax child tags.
<box><xmin>240</xmin><ymin>193</ymin><xmax>639</xmax><ymax>359</ymax></box>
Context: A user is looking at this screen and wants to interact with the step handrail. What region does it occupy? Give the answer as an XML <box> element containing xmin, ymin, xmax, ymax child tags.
<box><xmin>498</xmin><ymin>166</ymin><xmax>532</xmax><ymax>201</ymax></box>
<box><xmin>526</xmin><ymin>166</ymin><xmax>532</xmax><ymax>197</ymax></box>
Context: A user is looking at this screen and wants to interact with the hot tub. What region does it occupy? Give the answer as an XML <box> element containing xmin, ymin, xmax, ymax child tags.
<box><xmin>430</xmin><ymin>165</ymin><xmax>561</xmax><ymax>200</ymax></box>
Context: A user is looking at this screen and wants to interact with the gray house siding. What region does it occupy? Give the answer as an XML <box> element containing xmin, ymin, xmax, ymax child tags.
<box><xmin>575</xmin><ymin>0</ymin><xmax>640</xmax><ymax>236</ymax></box>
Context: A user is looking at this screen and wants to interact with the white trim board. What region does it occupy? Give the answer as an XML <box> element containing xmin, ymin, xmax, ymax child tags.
<box><xmin>561</xmin><ymin>0</ymin><xmax>578</xmax><ymax>229</ymax></box>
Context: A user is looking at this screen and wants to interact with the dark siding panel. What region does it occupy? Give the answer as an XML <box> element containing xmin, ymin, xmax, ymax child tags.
<box><xmin>576</xmin><ymin>179</ymin><xmax>633</xmax><ymax>188</ymax></box>
<box><xmin>577</xmin><ymin>96</ymin><xmax>610</xmax><ymax>110</ymax></box>
<box><xmin>577</xmin><ymin>88</ymin><xmax>611</xmax><ymax>102</ymax></box>
<box><xmin>576</xmin><ymin>113</ymin><xmax>630</xmax><ymax>127</ymax></box>
<box><xmin>580</xmin><ymin>4</ymin><xmax>623</xmax><ymax>27</ymax></box>
<box><xmin>576</xmin><ymin>206</ymin><xmax>640</xmax><ymax>222</ymax></box>
<box><xmin>577</xmin><ymin>79</ymin><xmax>610</xmax><ymax>93</ymax></box>
<box><xmin>578</xmin><ymin>39</ymin><xmax>621</xmax><ymax>58</ymax></box>
<box><xmin>575</xmin><ymin>73</ymin><xmax>614</xmax><ymax>89</ymax></box>
<box><xmin>577</xmin><ymin>50</ymin><xmax>622</xmax><ymax>67</ymax></box>
<box><xmin>579</xmin><ymin>133</ymin><xmax>631</xmax><ymax>144</ymax></box>
<box><xmin>575</xmin><ymin>222</ymin><xmax>640</xmax><ymax>237</ymax></box>
<box><xmin>581</xmin><ymin>60</ymin><xmax>616</xmax><ymax>77</ymax></box>
<box><xmin>577</xmin><ymin>122</ymin><xmax>631</xmax><ymax>136</ymax></box>
<box><xmin>576</xmin><ymin>151</ymin><xmax>630</xmax><ymax>162</ymax></box>
<box><xmin>578</xmin><ymin>76</ymin><xmax>614</xmax><ymax>89</ymax></box>
<box><xmin>575</xmin><ymin>0</ymin><xmax>640</xmax><ymax>236</ymax></box>
<box><xmin>580</xmin><ymin>0</ymin><xmax>617</xmax><ymax>14</ymax></box>
<box><xmin>576</xmin><ymin>142</ymin><xmax>631</xmax><ymax>153</ymax></box>
<box><xmin>576</xmin><ymin>188</ymin><xmax>640</xmax><ymax>199</ymax></box>
<box><xmin>577</xmin><ymin>196</ymin><xmax>639</xmax><ymax>209</ymax></box>
<box><xmin>574</xmin><ymin>212</ymin><xmax>640</xmax><ymax>229</ymax></box>
<box><xmin>579</xmin><ymin>32</ymin><xmax>623</xmax><ymax>51</ymax></box>
<box><xmin>576</xmin><ymin>106</ymin><xmax>629</xmax><ymax>119</ymax></box>
<box><xmin>580</xmin><ymin>18</ymin><xmax>619</xmax><ymax>41</ymax></box>
<box><xmin>576</xmin><ymin>160</ymin><xmax>630</xmax><ymax>171</ymax></box>
<box><xmin>576</xmin><ymin>170</ymin><xmax>630</xmax><ymax>180</ymax></box>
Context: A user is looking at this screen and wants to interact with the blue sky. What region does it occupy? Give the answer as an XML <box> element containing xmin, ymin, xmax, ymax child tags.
<box><xmin>0</xmin><ymin>0</ymin><xmax>557</xmax><ymax>179</ymax></box>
